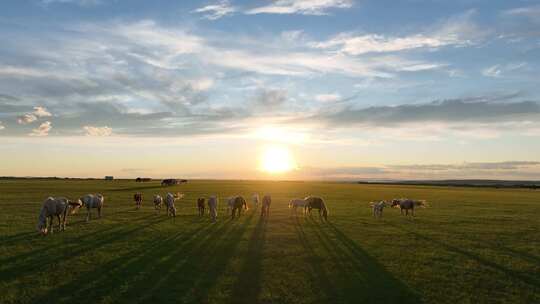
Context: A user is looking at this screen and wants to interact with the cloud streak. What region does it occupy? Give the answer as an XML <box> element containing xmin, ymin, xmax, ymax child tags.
<box><xmin>245</xmin><ymin>0</ymin><xmax>353</xmax><ymax>15</ymax></box>
<box><xmin>316</xmin><ymin>98</ymin><xmax>540</xmax><ymax>127</ymax></box>
<box><xmin>313</xmin><ymin>10</ymin><xmax>485</xmax><ymax>55</ymax></box>
<box><xmin>293</xmin><ymin>161</ymin><xmax>540</xmax><ymax>180</ymax></box>
<box><xmin>193</xmin><ymin>1</ymin><xmax>237</xmax><ymax>20</ymax></box>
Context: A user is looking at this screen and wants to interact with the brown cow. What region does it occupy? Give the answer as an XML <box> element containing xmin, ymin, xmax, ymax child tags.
<box><xmin>197</xmin><ymin>197</ymin><xmax>206</xmax><ymax>216</ymax></box>
<box><xmin>391</xmin><ymin>198</ymin><xmax>427</xmax><ymax>217</ymax></box>
<box><xmin>134</xmin><ymin>193</ymin><xmax>143</xmax><ymax>210</ymax></box>
<box><xmin>305</xmin><ymin>196</ymin><xmax>329</xmax><ymax>221</ymax></box>
<box><xmin>261</xmin><ymin>194</ymin><xmax>271</xmax><ymax>217</ymax></box>
<box><xmin>231</xmin><ymin>196</ymin><xmax>247</xmax><ymax>219</ymax></box>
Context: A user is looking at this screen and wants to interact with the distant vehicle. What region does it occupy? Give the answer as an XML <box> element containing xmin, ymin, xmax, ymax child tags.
<box><xmin>135</xmin><ymin>177</ymin><xmax>152</xmax><ymax>182</ymax></box>
<box><xmin>104</xmin><ymin>176</ymin><xmax>114</xmax><ymax>180</ymax></box>
<box><xmin>161</xmin><ymin>179</ymin><xmax>188</xmax><ymax>186</ymax></box>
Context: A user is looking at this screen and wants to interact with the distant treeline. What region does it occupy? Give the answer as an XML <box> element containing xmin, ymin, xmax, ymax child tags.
<box><xmin>0</xmin><ymin>176</ymin><xmax>127</xmax><ymax>180</ymax></box>
<box><xmin>357</xmin><ymin>179</ymin><xmax>540</xmax><ymax>189</ymax></box>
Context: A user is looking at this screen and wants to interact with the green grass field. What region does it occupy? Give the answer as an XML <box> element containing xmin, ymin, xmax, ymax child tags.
<box><xmin>1</xmin><ymin>179</ymin><xmax>539</xmax><ymax>304</ymax></box>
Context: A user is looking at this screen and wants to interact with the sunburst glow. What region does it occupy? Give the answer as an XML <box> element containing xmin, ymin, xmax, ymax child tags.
<box><xmin>260</xmin><ymin>146</ymin><xmax>297</xmax><ymax>174</ymax></box>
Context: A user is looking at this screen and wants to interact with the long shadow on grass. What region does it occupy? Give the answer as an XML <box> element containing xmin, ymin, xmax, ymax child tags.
<box><xmin>34</xmin><ymin>212</ymin><xmax>256</xmax><ymax>304</ymax></box>
<box><xmin>229</xmin><ymin>215</ymin><xmax>267</xmax><ymax>304</ymax></box>
<box><xmin>32</xmin><ymin>218</ymin><xmax>217</xmax><ymax>303</ymax></box>
<box><xmin>0</xmin><ymin>214</ymin><xmax>166</xmax><ymax>283</ymax></box>
<box><xmin>387</xmin><ymin>223</ymin><xmax>540</xmax><ymax>288</ymax></box>
<box><xmin>293</xmin><ymin>216</ymin><xmax>340</xmax><ymax>303</ymax></box>
<box><xmin>132</xmin><ymin>213</ymin><xmax>256</xmax><ymax>303</ymax></box>
<box><xmin>0</xmin><ymin>213</ymin><xmax>155</xmax><ymax>265</ymax></box>
<box><xmin>307</xmin><ymin>219</ymin><xmax>422</xmax><ymax>303</ymax></box>
<box><xmin>432</xmin><ymin>225</ymin><xmax>540</xmax><ymax>267</ymax></box>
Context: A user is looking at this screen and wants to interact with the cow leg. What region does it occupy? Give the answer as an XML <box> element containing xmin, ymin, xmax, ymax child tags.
<box><xmin>57</xmin><ymin>214</ymin><xmax>62</xmax><ymax>230</ymax></box>
<box><xmin>61</xmin><ymin>212</ymin><xmax>66</xmax><ymax>230</ymax></box>
<box><xmin>86</xmin><ymin>208</ymin><xmax>90</xmax><ymax>222</ymax></box>
<box><xmin>49</xmin><ymin>216</ymin><xmax>54</xmax><ymax>234</ymax></box>
<box><xmin>98</xmin><ymin>207</ymin><xmax>102</xmax><ymax>218</ymax></box>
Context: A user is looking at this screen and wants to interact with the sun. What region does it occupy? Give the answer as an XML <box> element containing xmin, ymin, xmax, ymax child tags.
<box><xmin>260</xmin><ymin>146</ymin><xmax>297</xmax><ymax>174</ymax></box>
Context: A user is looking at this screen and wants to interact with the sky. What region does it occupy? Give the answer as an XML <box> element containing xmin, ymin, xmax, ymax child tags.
<box><xmin>1</xmin><ymin>0</ymin><xmax>540</xmax><ymax>180</ymax></box>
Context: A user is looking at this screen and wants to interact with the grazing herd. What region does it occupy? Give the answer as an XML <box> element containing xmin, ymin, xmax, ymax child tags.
<box><xmin>36</xmin><ymin>187</ymin><xmax>428</xmax><ymax>235</ymax></box>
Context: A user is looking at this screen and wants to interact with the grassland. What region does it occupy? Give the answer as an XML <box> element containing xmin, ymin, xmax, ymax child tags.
<box><xmin>0</xmin><ymin>179</ymin><xmax>539</xmax><ymax>304</ymax></box>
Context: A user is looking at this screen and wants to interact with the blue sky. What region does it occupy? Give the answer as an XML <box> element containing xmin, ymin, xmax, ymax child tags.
<box><xmin>1</xmin><ymin>0</ymin><xmax>540</xmax><ymax>179</ymax></box>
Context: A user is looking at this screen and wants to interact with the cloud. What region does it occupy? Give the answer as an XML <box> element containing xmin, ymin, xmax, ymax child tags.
<box><xmin>292</xmin><ymin>161</ymin><xmax>540</xmax><ymax>180</ymax></box>
<box><xmin>29</xmin><ymin>121</ymin><xmax>52</xmax><ymax>137</ymax></box>
<box><xmin>33</xmin><ymin>106</ymin><xmax>52</xmax><ymax>118</ymax></box>
<box><xmin>315</xmin><ymin>97</ymin><xmax>540</xmax><ymax>127</ymax></box>
<box><xmin>16</xmin><ymin>106</ymin><xmax>52</xmax><ymax>124</ymax></box>
<box><xmin>313</xmin><ymin>10</ymin><xmax>485</xmax><ymax>55</ymax></box>
<box><xmin>246</xmin><ymin>0</ymin><xmax>353</xmax><ymax>15</ymax></box>
<box><xmin>315</xmin><ymin>93</ymin><xmax>341</xmax><ymax>102</ymax></box>
<box><xmin>0</xmin><ymin>121</ymin><xmax>5</xmax><ymax>130</ymax></box>
<box><xmin>482</xmin><ymin>62</ymin><xmax>526</xmax><ymax>78</ymax></box>
<box><xmin>83</xmin><ymin>125</ymin><xmax>113</xmax><ymax>136</ymax></box>
<box><xmin>504</xmin><ymin>5</ymin><xmax>540</xmax><ymax>22</ymax></box>
<box><xmin>0</xmin><ymin>19</ymin><xmax>463</xmax><ymax>137</ymax></box>
<box><xmin>186</xmin><ymin>78</ymin><xmax>214</xmax><ymax>92</ymax></box>
<box><xmin>193</xmin><ymin>1</ymin><xmax>237</xmax><ymax>20</ymax></box>
<box><xmin>482</xmin><ymin>65</ymin><xmax>501</xmax><ymax>78</ymax></box>
<box><xmin>17</xmin><ymin>113</ymin><xmax>38</xmax><ymax>125</ymax></box>
<box><xmin>392</xmin><ymin>161</ymin><xmax>540</xmax><ymax>171</ymax></box>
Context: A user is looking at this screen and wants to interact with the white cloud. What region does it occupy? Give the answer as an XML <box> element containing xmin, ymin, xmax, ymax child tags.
<box><xmin>193</xmin><ymin>1</ymin><xmax>237</xmax><ymax>20</ymax></box>
<box><xmin>29</xmin><ymin>121</ymin><xmax>52</xmax><ymax>137</ymax></box>
<box><xmin>17</xmin><ymin>113</ymin><xmax>38</xmax><ymax>125</ymax></box>
<box><xmin>0</xmin><ymin>65</ymin><xmax>52</xmax><ymax>78</ymax></box>
<box><xmin>482</xmin><ymin>65</ymin><xmax>502</xmax><ymax>78</ymax></box>
<box><xmin>313</xmin><ymin>33</ymin><xmax>453</xmax><ymax>55</ymax></box>
<box><xmin>0</xmin><ymin>121</ymin><xmax>5</xmax><ymax>130</ymax></box>
<box><xmin>0</xmin><ymin>19</ymin><xmax>451</xmax><ymax>138</ymax></box>
<box><xmin>246</xmin><ymin>0</ymin><xmax>353</xmax><ymax>15</ymax></box>
<box><xmin>186</xmin><ymin>78</ymin><xmax>214</xmax><ymax>91</ymax></box>
<box><xmin>16</xmin><ymin>106</ymin><xmax>52</xmax><ymax>124</ymax></box>
<box><xmin>504</xmin><ymin>5</ymin><xmax>540</xmax><ymax>22</ymax></box>
<box><xmin>482</xmin><ymin>62</ymin><xmax>526</xmax><ymax>78</ymax></box>
<box><xmin>83</xmin><ymin>125</ymin><xmax>113</xmax><ymax>136</ymax></box>
<box><xmin>313</xmin><ymin>10</ymin><xmax>484</xmax><ymax>55</ymax></box>
<box><xmin>315</xmin><ymin>93</ymin><xmax>341</xmax><ymax>102</ymax></box>
<box><xmin>33</xmin><ymin>106</ymin><xmax>52</xmax><ymax>118</ymax></box>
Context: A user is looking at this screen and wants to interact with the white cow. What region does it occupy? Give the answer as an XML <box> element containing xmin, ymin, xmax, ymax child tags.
<box><xmin>37</xmin><ymin>197</ymin><xmax>74</xmax><ymax>234</ymax></box>
<box><xmin>166</xmin><ymin>192</ymin><xmax>183</xmax><ymax>217</ymax></box>
<box><xmin>154</xmin><ymin>195</ymin><xmax>163</xmax><ymax>214</ymax></box>
<box><xmin>227</xmin><ymin>196</ymin><xmax>235</xmax><ymax>215</ymax></box>
<box><xmin>370</xmin><ymin>201</ymin><xmax>387</xmax><ymax>219</ymax></box>
<box><xmin>252</xmin><ymin>194</ymin><xmax>260</xmax><ymax>209</ymax></box>
<box><xmin>289</xmin><ymin>198</ymin><xmax>307</xmax><ymax>214</ymax></box>
<box><xmin>78</xmin><ymin>194</ymin><xmax>104</xmax><ymax>222</ymax></box>
<box><xmin>208</xmin><ymin>195</ymin><xmax>218</xmax><ymax>222</ymax></box>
